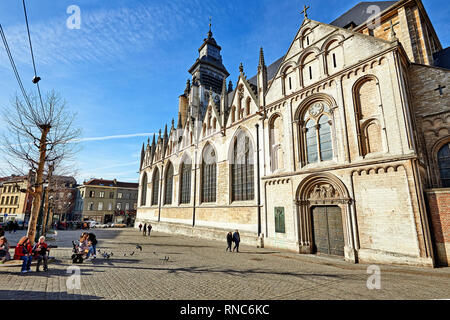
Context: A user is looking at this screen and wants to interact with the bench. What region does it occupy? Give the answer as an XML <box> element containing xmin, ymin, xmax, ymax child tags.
<box><xmin>0</xmin><ymin>245</ymin><xmax>58</xmax><ymax>268</ymax></box>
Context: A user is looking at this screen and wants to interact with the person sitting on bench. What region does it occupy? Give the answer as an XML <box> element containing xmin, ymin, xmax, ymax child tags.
<box><xmin>14</xmin><ymin>236</ymin><xmax>33</xmax><ymax>274</ymax></box>
<box><xmin>33</xmin><ymin>236</ymin><xmax>49</xmax><ymax>272</ymax></box>
<box><xmin>0</xmin><ymin>236</ymin><xmax>11</xmax><ymax>263</ymax></box>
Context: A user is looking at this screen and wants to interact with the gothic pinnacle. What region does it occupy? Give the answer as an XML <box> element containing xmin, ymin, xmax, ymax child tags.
<box><xmin>259</xmin><ymin>47</ymin><xmax>265</xmax><ymax>67</ymax></box>
<box><xmin>239</xmin><ymin>62</ymin><xmax>244</xmax><ymax>74</ymax></box>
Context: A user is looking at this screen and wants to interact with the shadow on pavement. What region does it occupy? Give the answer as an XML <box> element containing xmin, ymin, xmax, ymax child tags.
<box><xmin>0</xmin><ymin>290</ymin><xmax>101</xmax><ymax>300</ymax></box>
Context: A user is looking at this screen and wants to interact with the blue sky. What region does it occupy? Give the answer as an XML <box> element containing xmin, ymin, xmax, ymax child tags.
<box><xmin>0</xmin><ymin>0</ymin><xmax>448</xmax><ymax>183</ymax></box>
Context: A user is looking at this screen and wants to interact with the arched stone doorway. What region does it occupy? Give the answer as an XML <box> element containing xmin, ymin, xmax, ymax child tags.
<box><xmin>295</xmin><ymin>173</ymin><xmax>358</xmax><ymax>262</ymax></box>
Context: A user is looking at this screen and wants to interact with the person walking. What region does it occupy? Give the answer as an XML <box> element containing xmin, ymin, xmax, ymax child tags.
<box><xmin>139</xmin><ymin>223</ymin><xmax>143</xmax><ymax>232</ymax></box>
<box><xmin>33</xmin><ymin>236</ymin><xmax>49</xmax><ymax>272</ymax></box>
<box><xmin>14</xmin><ymin>236</ymin><xmax>33</xmax><ymax>273</ymax></box>
<box><xmin>143</xmin><ymin>223</ymin><xmax>147</xmax><ymax>236</ymax></box>
<box><xmin>232</xmin><ymin>230</ymin><xmax>241</xmax><ymax>253</ymax></box>
<box><xmin>226</xmin><ymin>232</ymin><xmax>233</xmax><ymax>252</ymax></box>
<box><xmin>13</xmin><ymin>221</ymin><xmax>18</xmax><ymax>233</ymax></box>
<box><xmin>147</xmin><ymin>224</ymin><xmax>152</xmax><ymax>237</ymax></box>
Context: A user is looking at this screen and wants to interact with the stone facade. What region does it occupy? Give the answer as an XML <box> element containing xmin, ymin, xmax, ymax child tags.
<box><xmin>137</xmin><ymin>1</ymin><xmax>449</xmax><ymax>267</ymax></box>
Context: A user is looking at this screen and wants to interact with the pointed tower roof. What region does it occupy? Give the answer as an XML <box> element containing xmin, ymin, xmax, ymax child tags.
<box><xmin>258</xmin><ymin>47</ymin><xmax>266</xmax><ymax>68</ymax></box>
<box><xmin>188</xmin><ymin>20</ymin><xmax>229</xmax><ymax>93</ymax></box>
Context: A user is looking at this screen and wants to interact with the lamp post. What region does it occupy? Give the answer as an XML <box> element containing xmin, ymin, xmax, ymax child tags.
<box><xmin>35</xmin><ymin>182</ymin><xmax>48</xmax><ymax>243</ymax></box>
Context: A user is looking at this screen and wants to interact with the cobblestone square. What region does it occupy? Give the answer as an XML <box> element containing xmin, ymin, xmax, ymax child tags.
<box><xmin>0</xmin><ymin>229</ymin><xmax>449</xmax><ymax>300</ymax></box>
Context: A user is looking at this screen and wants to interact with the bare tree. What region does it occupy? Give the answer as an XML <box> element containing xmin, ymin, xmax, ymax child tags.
<box><xmin>1</xmin><ymin>90</ymin><xmax>81</xmax><ymax>243</ymax></box>
<box><xmin>42</xmin><ymin>159</ymin><xmax>79</xmax><ymax>235</ymax></box>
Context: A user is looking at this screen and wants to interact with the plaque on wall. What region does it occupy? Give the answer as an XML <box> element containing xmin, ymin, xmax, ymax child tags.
<box><xmin>275</xmin><ymin>207</ymin><xmax>285</xmax><ymax>234</ymax></box>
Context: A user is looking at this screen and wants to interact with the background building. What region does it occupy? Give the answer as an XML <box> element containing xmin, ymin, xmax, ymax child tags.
<box><xmin>48</xmin><ymin>176</ymin><xmax>78</xmax><ymax>223</ymax></box>
<box><xmin>74</xmin><ymin>178</ymin><xmax>138</xmax><ymax>224</ymax></box>
<box><xmin>0</xmin><ymin>174</ymin><xmax>34</xmax><ymax>224</ymax></box>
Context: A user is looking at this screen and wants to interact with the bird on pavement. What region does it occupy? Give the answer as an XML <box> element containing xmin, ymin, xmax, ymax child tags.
<box><xmin>136</xmin><ymin>245</ymin><xmax>143</xmax><ymax>251</ymax></box>
<box><xmin>130</xmin><ymin>252</ymin><xmax>135</xmax><ymax>256</ymax></box>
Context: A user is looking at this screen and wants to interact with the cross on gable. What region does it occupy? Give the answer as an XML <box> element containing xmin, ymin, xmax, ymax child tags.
<box><xmin>301</xmin><ymin>5</ymin><xmax>310</xmax><ymax>20</ymax></box>
<box><xmin>435</xmin><ymin>84</ymin><xmax>446</xmax><ymax>96</ymax></box>
<box><xmin>384</xmin><ymin>20</ymin><xmax>400</xmax><ymax>40</ymax></box>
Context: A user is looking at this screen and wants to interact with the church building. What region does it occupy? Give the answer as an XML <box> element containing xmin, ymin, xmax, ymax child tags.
<box><xmin>136</xmin><ymin>0</ymin><xmax>450</xmax><ymax>267</ymax></box>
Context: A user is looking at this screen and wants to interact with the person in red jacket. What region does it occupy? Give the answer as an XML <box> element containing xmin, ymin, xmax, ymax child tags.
<box><xmin>14</xmin><ymin>236</ymin><xmax>33</xmax><ymax>273</ymax></box>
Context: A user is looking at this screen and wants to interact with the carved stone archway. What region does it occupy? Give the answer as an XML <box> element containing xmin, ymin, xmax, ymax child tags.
<box><xmin>295</xmin><ymin>173</ymin><xmax>358</xmax><ymax>263</ymax></box>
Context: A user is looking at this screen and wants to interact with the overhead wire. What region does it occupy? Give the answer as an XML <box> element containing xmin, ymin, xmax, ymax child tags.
<box><xmin>22</xmin><ymin>0</ymin><xmax>44</xmax><ymax>109</ymax></box>
<box><xmin>0</xmin><ymin>23</ymin><xmax>33</xmax><ymax>109</ymax></box>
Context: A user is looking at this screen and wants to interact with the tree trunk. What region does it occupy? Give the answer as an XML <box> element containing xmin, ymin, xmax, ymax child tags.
<box><xmin>41</xmin><ymin>165</ymin><xmax>53</xmax><ymax>235</ymax></box>
<box><xmin>27</xmin><ymin>125</ymin><xmax>50</xmax><ymax>244</ymax></box>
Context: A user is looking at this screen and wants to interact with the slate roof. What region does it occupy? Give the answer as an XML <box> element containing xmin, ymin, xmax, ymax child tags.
<box><xmin>330</xmin><ymin>1</ymin><xmax>398</xmax><ymax>28</ymax></box>
<box><xmin>84</xmin><ymin>179</ymin><xmax>138</xmax><ymax>189</ymax></box>
<box><xmin>433</xmin><ymin>47</ymin><xmax>450</xmax><ymax>70</ymax></box>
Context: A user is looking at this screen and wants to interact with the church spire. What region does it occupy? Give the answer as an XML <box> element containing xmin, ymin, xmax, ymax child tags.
<box><xmin>257</xmin><ymin>47</ymin><xmax>268</xmax><ymax>108</ymax></box>
<box><xmin>207</xmin><ymin>16</ymin><xmax>213</xmax><ymax>39</ymax></box>
<box><xmin>258</xmin><ymin>47</ymin><xmax>266</xmax><ymax>68</ymax></box>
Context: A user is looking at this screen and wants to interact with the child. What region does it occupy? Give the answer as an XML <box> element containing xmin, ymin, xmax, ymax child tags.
<box><xmin>33</xmin><ymin>236</ymin><xmax>49</xmax><ymax>272</ymax></box>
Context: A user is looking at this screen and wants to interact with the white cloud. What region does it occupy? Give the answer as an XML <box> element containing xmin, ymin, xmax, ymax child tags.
<box><xmin>75</xmin><ymin>133</ymin><xmax>155</xmax><ymax>142</ymax></box>
<box><xmin>0</xmin><ymin>1</ymin><xmax>233</xmax><ymax>69</ymax></box>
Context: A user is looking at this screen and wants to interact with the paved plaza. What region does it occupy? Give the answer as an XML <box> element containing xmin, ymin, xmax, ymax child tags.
<box><xmin>0</xmin><ymin>228</ymin><xmax>449</xmax><ymax>300</ymax></box>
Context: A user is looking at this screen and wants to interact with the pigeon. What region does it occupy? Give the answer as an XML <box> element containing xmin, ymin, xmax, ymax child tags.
<box><xmin>130</xmin><ymin>252</ymin><xmax>135</xmax><ymax>256</ymax></box>
<box><xmin>123</xmin><ymin>253</ymin><xmax>127</xmax><ymax>257</ymax></box>
<box><xmin>164</xmin><ymin>256</ymin><xmax>169</xmax><ymax>262</ymax></box>
<box><xmin>110</xmin><ymin>252</ymin><xmax>114</xmax><ymax>257</ymax></box>
<box><xmin>136</xmin><ymin>245</ymin><xmax>143</xmax><ymax>251</ymax></box>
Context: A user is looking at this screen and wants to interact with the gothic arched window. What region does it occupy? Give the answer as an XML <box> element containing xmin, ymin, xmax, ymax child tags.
<box><xmin>141</xmin><ymin>173</ymin><xmax>147</xmax><ymax>206</ymax></box>
<box><xmin>354</xmin><ymin>76</ymin><xmax>383</xmax><ymax>156</ymax></box>
<box><xmin>151</xmin><ymin>168</ymin><xmax>160</xmax><ymax>206</ymax></box>
<box><xmin>302</xmin><ymin>102</ymin><xmax>333</xmax><ymax>164</ymax></box>
<box><xmin>269</xmin><ymin>114</ymin><xmax>284</xmax><ymax>172</ymax></box>
<box><xmin>202</xmin><ymin>144</ymin><xmax>217</xmax><ymax>203</ymax></box>
<box><xmin>180</xmin><ymin>158</ymin><xmax>192</xmax><ymax>204</ymax></box>
<box><xmin>438</xmin><ymin>143</ymin><xmax>450</xmax><ymax>188</ymax></box>
<box><xmin>164</xmin><ymin>163</ymin><xmax>174</xmax><ymax>205</ymax></box>
<box><xmin>231</xmin><ymin>131</ymin><xmax>254</xmax><ymax>201</ymax></box>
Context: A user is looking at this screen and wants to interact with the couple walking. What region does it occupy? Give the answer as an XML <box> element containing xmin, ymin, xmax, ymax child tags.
<box><xmin>226</xmin><ymin>230</ymin><xmax>241</xmax><ymax>253</ymax></box>
<box><xmin>139</xmin><ymin>223</ymin><xmax>152</xmax><ymax>237</ymax></box>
